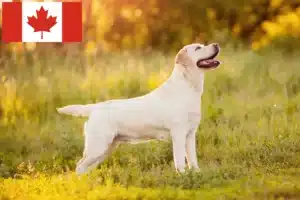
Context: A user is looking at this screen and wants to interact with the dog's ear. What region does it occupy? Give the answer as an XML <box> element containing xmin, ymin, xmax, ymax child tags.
<box><xmin>175</xmin><ymin>48</ymin><xmax>193</xmax><ymax>66</ymax></box>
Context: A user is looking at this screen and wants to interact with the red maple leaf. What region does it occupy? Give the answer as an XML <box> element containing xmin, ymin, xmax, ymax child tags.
<box><xmin>27</xmin><ymin>6</ymin><xmax>57</xmax><ymax>40</ymax></box>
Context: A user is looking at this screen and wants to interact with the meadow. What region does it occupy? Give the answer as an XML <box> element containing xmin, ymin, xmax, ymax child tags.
<box><xmin>1</xmin><ymin>45</ymin><xmax>300</xmax><ymax>199</ymax></box>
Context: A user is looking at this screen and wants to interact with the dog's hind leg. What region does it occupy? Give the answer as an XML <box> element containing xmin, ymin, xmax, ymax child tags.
<box><xmin>75</xmin><ymin>120</ymin><xmax>117</xmax><ymax>175</ymax></box>
<box><xmin>87</xmin><ymin>140</ymin><xmax>119</xmax><ymax>170</ymax></box>
<box><xmin>76</xmin><ymin>136</ymin><xmax>117</xmax><ymax>175</ymax></box>
<box><xmin>76</xmin><ymin>143</ymin><xmax>117</xmax><ymax>175</ymax></box>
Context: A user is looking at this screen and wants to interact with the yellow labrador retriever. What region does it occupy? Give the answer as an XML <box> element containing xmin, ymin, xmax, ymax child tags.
<box><xmin>57</xmin><ymin>43</ymin><xmax>221</xmax><ymax>174</ymax></box>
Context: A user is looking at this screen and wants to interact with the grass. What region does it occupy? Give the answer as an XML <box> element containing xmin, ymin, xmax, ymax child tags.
<box><xmin>2</xmin><ymin>171</ymin><xmax>300</xmax><ymax>200</ymax></box>
<box><xmin>1</xmin><ymin>46</ymin><xmax>300</xmax><ymax>199</ymax></box>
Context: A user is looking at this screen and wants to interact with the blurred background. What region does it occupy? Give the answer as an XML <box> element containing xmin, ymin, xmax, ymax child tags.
<box><xmin>1</xmin><ymin>0</ymin><xmax>300</xmax><ymax>199</ymax></box>
<box><xmin>1</xmin><ymin>0</ymin><xmax>300</xmax><ymax>57</ymax></box>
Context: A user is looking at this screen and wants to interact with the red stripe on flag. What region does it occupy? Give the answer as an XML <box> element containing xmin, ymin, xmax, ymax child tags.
<box><xmin>2</xmin><ymin>2</ymin><xmax>22</xmax><ymax>42</ymax></box>
<box><xmin>62</xmin><ymin>2</ymin><xmax>82</xmax><ymax>42</ymax></box>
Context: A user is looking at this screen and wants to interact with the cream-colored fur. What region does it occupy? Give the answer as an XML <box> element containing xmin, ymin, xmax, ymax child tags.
<box><xmin>57</xmin><ymin>43</ymin><xmax>221</xmax><ymax>174</ymax></box>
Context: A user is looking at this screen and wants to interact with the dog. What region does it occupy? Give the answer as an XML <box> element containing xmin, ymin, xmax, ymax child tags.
<box><xmin>57</xmin><ymin>43</ymin><xmax>221</xmax><ymax>175</ymax></box>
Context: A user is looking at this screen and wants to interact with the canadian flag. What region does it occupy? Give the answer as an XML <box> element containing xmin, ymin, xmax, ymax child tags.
<box><xmin>2</xmin><ymin>1</ymin><xmax>82</xmax><ymax>42</ymax></box>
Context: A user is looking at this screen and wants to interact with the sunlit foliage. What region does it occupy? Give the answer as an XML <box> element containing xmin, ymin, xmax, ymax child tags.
<box><xmin>0</xmin><ymin>0</ymin><xmax>299</xmax><ymax>54</ymax></box>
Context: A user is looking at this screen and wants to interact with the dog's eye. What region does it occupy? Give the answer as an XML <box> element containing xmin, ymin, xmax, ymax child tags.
<box><xmin>195</xmin><ymin>46</ymin><xmax>201</xmax><ymax>51</ymax></box>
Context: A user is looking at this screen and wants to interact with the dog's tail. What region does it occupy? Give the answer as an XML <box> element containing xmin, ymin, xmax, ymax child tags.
<box><xmin>57</xmin><ymin>104</ymin><xmax>98</xmax><ymax>117</ymax></box>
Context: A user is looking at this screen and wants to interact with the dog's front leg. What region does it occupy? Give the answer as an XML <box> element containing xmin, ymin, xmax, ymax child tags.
<box><xmin>186</xmin><ymin>128</ymin><xmax>200</xmax><ymax>170</ymax></box>
<box><xmin>171</xmin><ymin>128</ymin><xmax>188</xmax><ymax>173</ymax></box>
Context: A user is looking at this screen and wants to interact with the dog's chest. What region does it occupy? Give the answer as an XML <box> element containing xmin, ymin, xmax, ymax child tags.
<box><xmin>187</xmin><ymin>111</ymin><xmax>201</xmax><ymax>124</ymax></box>
<box><xmin>167</xmin><ymin>98</ymin><xmax>202</xmax><ymax>125</ymax></box>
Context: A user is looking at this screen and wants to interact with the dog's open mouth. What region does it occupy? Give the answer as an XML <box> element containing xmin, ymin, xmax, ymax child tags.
<box><xmin>196</xmin><ymin>50</ymin><xmax>220</xmax><ymax>69</ymax></box>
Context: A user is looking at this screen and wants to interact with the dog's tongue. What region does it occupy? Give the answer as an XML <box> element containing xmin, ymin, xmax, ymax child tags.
<box><xmin>199</xmin><ymin>59</ymin><xmax>219</xmax><ymax>65</ymax></box>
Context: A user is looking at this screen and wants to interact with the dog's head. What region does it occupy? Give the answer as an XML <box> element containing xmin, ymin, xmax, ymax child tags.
<box><xmin>175</xmin><ymin>43</ymin><xmax>221</xmax><ymax>71</ymax></box>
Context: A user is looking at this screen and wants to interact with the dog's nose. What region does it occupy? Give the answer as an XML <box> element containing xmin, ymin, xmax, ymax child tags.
<box><xmin>212</xmin><ymin>43</ymin><xmax>220</xmax><ymax>51</ymax></box>
<box><xmin>212</xmin><ymin>43</ymin><xmax>219</xmax><ymax>48</ymax></box>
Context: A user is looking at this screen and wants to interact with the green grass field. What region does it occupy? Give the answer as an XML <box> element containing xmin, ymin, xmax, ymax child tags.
<box><xmin>1</xmin><ymin>46</ymin><xmax>300</xmax><ymax>199</ymax></box>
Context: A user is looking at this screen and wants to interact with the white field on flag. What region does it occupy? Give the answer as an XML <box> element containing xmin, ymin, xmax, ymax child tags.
<box><xmin>22</xmin><ymin>2</ymin><xmax>62</xmax><ymax>42</ymax></box>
